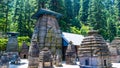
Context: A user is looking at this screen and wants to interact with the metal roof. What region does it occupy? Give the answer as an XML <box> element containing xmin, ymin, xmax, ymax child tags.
<box><xmin>62</xmin><ymin>32</ymin><xmax>84</xmax><ymax>46</ymax></box>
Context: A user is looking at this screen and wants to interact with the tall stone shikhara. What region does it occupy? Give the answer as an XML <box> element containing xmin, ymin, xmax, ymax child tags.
<box><xmin>28</xmin><ymin>9</ymin><xmax>62</xmax><ymax>68</ymax></box>
<box><xmin>6</xmin><ymin>32</ymin><xmax>20</xmax><ymax>64</ymax></box>
<box><xmin>78</xmin><ymin>30</ymin><xmax>112</xmax><ymax>68</ymax></box>
<box><xmin>6</xmin><ymin>32</ymin><xmax>18</xmax><ymax>52</ymax></box>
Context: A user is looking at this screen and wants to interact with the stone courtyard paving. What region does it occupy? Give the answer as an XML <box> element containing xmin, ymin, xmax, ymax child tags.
<box><xmin>9</xmin><ymin>59</ymin><xmax>120</xmax><ymax>68</ymax></box>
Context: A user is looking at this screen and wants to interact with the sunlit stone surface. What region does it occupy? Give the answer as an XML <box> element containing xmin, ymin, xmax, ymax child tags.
<box><xmin>9</xmin><ymin>59</ymin><xmax>120</xmax><ymax>68</ymax></box>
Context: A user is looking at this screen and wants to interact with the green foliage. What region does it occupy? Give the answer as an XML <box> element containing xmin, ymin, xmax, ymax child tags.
<box><xmin>80</xmin><ymin>24</ymin><xmax>90</xmax><ymax>36</ymax></box>
<box><xmin>117</xmin><ymin>26</ymin><xmax>120</xmax><ymax>37</ymax></box>
<box><xmin>18</xmin><ymin>36</ymin><xmax>30</xmax><ymax>52</ymax></box>
<box><xmin>73</xmin><ymin>0</ymin><xmax>80</xmax><ymax>17</ymax></box>
<box><xmin>115</xmin><ymin>0</ymin><xmax>120</xmax><ymax>37</ymax></box>
<box><xmin>0</xmin><ymin>0</ymin><xmax>120</xmax><ymax>43</ymax></box>
<box><xmin>79</xmin><ymin>0</ymin><xmax>90</xmax><ymax>23</ymax></box>
<box><xmin>18</xmin><ymin>36</ymin><xmax>30</xmax><ymax>47</ymax></box>
<box><xmin>70</xmin><ymin>26</ymin><xmax>80</xmax><ymax>34</ymax></box>
<box><xmin>0</xmin><ymin>36</ymin><xmax>30</xmax><ymax>51</ymax></box>
<box><xmin>87</xmin><ymin>0</ymin><xmax>109</xmax><ymax>40</ymax></box>
<box><xmin>0</xmin><ymin>38</ymin><xmax>8</xmax><ymax>51</ymax></box>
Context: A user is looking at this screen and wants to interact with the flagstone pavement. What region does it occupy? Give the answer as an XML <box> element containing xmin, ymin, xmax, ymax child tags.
<box><xmin>9</xmin><ymin>59</ymin><xmax>120</xmax><ymax>68</ymax></box>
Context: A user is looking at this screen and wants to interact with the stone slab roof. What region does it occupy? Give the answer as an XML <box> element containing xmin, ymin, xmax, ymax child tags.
<box><xmin>32</xmin><ymin>8</ymin><xmax>62</xmax><ymax>19</ymax></box>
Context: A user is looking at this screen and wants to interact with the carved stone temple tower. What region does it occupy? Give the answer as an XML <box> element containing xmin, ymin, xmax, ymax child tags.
<box><xmin>65</xmin><ymin>41</ymin><xmax>76</xmax><ymax>65</ymax></box>
<box><xmin>28</xmin><ymin>9</ymin><xmax>62</xmax><ymax>68</ymax></box>
<box><xmin>6</xmin><ymin>32</ymin><xmax>18</xmax><ymax>52</ymax></box>
<box><xmin>20</xmin><ymin>42</ymin><xmax>29</xmax><ymax>59</ymax></box>
<box><xmin>109</xmin><ymin>37</ymin><xmax>120</xmax><ymax>63</ymax></box>
<box><xmin>78</xmin><ymin>30</ymin><xmax>112</xmax><ymax>68</ymax></box>
<box><xmin>6</xmin><ymin>32</ymin><xmax>20</xmax><ymax>64</ymax></box>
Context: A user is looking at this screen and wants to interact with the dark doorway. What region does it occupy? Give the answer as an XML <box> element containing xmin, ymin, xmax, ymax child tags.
<box><xmin>85</xmin><ymin>59</ymin><xmax>89</xmax><ymax>65</ymax></box>
<box><xmin>23</xmin><ymin>54</ymin><xmax>26</xmax><ymax>59</ymax></box>
<box><xmin>104</xmin><ymin>60</ymin><xmax>107</xmax><ymax>66</ymax></box>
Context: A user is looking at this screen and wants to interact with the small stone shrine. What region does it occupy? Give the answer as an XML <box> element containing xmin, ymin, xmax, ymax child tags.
<box><xmin>65</xmin><ymin>41</ymin><xmax>76</xmax><ymax>65</ymax></box>
<box><xmin>78</xmin><ymin>30</ymin><xmax>111</xmax><ymax>68</ymax></box>
<box><xmin>38</xmin><ymin>47</ymin><xmax>53</xmax><ymax>68</ymax></box>
<box><xmin>0</xmin><ymin>53</ymin><xmax>9</xmax><ymax>68</ymax></box>
<box><xmin>28</xmin><ymin>8</ymin><xmax>62</xmax><ymax>68</ymax></box>
<box><xmin>6</xmin><ymin>32</ymin><xmax>20</xmax><ymax>64</ymax></box>
<box><xmin>28</xmin><ymin>40</ymin><xmax>39</xmax><ymax>68</ymax></box>
<box><xmin>20</xmin><ymin>42</ymin><xmax>29</xmax><ymax>59</ymax></box>
<box><xmin>6</xmin><ymin>32</ymin><xmax>18</xmax><ymax>52</ymax></box>
<box><xmin>109</xmin><ymin>37</ymin><xmax>120</xmax><ymax>63</ymax></box>
<box><xmin>55</xmin><ymin>48</ymin><xmax>62</xmax><ymax>67</ymax></box>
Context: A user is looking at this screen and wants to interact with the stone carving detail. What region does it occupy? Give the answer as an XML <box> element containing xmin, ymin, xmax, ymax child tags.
<box><xmin>65</xmin><ymin>42</ymin><xmax>76</xmax><ymax>65</ymax></box>
<box><xmin>0</xmin><ymin>53</ymin><xmax>9</xmax><ymax>68</ymax></box>
<box><xmin>20</xmin><ymin>42</ymin><xmax>29</xmax><ymax>59</ymax></box>
<box><xmin>109</xmin><ymin>37</ymin><xmax>120</xmax><ymax>63</ymax></box>
<box><xmin>28</xmin><ymin>9</ymin><xmax>62</xmax><ymax>68</ymax></box>
<box><xmin>6</xmin><ymin>32</ymin><xmax>18</xmax><ymax>52</ymax></box>
<box><xmin>78</xmin><ymin>30</ymin><xmax>111</xmax><ymax>68</ymax></box>
<box><xmin>38</xmin><ymin>47</ymin><xmax>53</xmax><ymax>68</ymax></box>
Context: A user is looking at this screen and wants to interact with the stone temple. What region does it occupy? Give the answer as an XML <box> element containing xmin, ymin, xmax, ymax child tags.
<box><xmin>78</xmin><ymin>30</ymin><xmax>112</xmax><ymax>68</ymax></box>
<box><xmin>28</xmin><ymin>8</ymin><xmax>62</xmax><ymax>68</ymax></box>
<box><xmin>20</xmin><ymin>42</ymin><xmax>29</xmax><ymax>59</ymax></box>
<box><xmin>65</xmin><ymin>41</ymin><xmax>76</xmax><ymax>65</ymax></box>
<box><xmin>6</xmin><ymin>32</ymin><xmax>20</xmax><ymax>64</ymax></box>
<box><xmin>109</xmin><ymin>37</ymin><xmax>120</xmax><ymax>63</ymax></box>
<box><xmin>6</xmin><ymin>32</ymin><xmax>18</xmax><ymax>52</ymax></box>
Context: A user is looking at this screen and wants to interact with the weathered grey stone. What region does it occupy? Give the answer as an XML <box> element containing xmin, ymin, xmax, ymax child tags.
<box><xmin>109</xmin><ymin>37</ymin><xmax>120</xmax><ymax>63</ymax></box>
<box><xmin>38</xmin><ymin>47</ymin><xmax>53</xmax><ymax>68</ymax></box>
<box><xmin>6</xmin><ymin>32</ymin><xmax>18</xmax><ymax>52</ymax></box>
<box><xmin>28</xmin><ymin>40</ymin><xmax>39</xmax><ymax>68</ymax></box>
<box><xmin>55</xmin><ymin>48</ymin><xmax>62</xmax><ymax>67</ymax></box>
<box><xmin>65</xmin><ymin>42</ymin><xmax>76</xmax><ymax>65</ymax></box>
<box><xmin>0</xmin><ymin>53</ymin><xmax>9</xmax><ymax>68</ymax></box>
<box><xmin>20</xmin><ymin>42</ymin><xmax>29</xmax><ymax>59</ymax></box>
<box><xmin>78</xmin><ymin>30</ymin><xmax>111</xmax><ymax>68</ymax></box>
<box><xmin>28</xmin><ymin>9</ymin><xmax>62</xmax><ymax>68</ymax></box>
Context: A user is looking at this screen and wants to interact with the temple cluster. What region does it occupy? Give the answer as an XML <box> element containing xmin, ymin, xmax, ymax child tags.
<box><xmin>1</xmin><ymin>9</ymin><xmax>120</xmax><ymax>68</ymax></box>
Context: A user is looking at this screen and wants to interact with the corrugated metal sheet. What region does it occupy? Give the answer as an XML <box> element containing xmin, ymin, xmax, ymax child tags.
<box><xmin>62</xmin><ymin>32</ymin><xmax>84</xmax><ymax>46</ymax></box>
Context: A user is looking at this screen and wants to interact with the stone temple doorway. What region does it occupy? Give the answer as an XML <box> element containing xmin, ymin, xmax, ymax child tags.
<box><xmin>23</xmin><ymin>55</ymin><xmax>26</xmax><ymax>59</ymax></box>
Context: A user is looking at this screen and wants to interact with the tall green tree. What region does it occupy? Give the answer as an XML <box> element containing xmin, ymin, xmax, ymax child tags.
<box><xmin>0</xmin><ymin>0</ymin><xmax>14</xmax><ymax>33</ymax></box>
<box><xmin>115</xmin><ymin>0</ymin><xmax>120</xmax><ymax>37</ymax></box>
<box><xmin>0</xmin><ymin>0</ymin><xmax>7</xmax><ymax>33</ymax></box>
<box><xmin>49</xmin><ymin>0</ymin><xmax>68</xmax><ymax>31</ymax></box>
<box><xmin>73</xmin><ymin>0</ymin><xmax>80</xmax><ymax>17</ymax></box>
<box><xmin>64</xmin><ymin>0</ymin><xmax>73</xmax><ymax>19</ymax></box>
<box><xmin>64</xmin><ymin>0</ymin><xmax>81</xmax><ymax>32</ymax></box>
<box><xmin>79</xmin><ymin>0</ymin><xmax>90</xmax><ymax>24</ymax></box>
<box><xmin>87</xmin><ymin>0</ymin><xmax>107</xmax><ymax>39</ymax></box>
<box><xmin>105</xmin><ymin>0</ymin><xmax>117</xmax><ymax>41</ymax></box>
<box><xmin>72</xmin><ymin>0</ymin><xmax>81</xmax><ymax>28</ymax></box>
<box><xmin>38</xmin><ymin>0</ymin><xmax>50</xmax><ymax>9</ymax></box>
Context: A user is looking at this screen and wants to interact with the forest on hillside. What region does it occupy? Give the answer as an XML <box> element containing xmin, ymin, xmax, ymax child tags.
<box><xmin>0</xmin><ymin>0</ymin><xmax>120</xmax><ymax>42</ymax></box>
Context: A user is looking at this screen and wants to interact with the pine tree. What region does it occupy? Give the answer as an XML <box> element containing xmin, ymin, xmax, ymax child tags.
<box><xmin>73</xmin><ymin>0</ymin><xmax>80</xmax><ymax>17</ymax></box>
<box><xmin>115</xmin><ymin>0</ymin><xmax>120</xmax><ymax>37</ymax></box>
<box><xmin>0</xmin><ymin>0</ymin><xmax>13</xmax><ymax>33</ymax></box>
<box><xmin>79</xmin><ymin>0</ymin><xmax>90</xmax><ymax>24</ymax></box>
<box><xmin>87</xmin><ymin>0</ymin><xmax>107</xmax><ymax>39</ymax></box>
<box><xmin>64</xmin><ymin>0</ymin><xmax>73</xmax><ymax>19</ymax></box>
<box><xmin>105</xmin><ymin>0</ymin><xmax>117</xmax><ymax>41</ymax></box>
<box><xmin>0</xmin><ymin>0</ymin><xmax>7</xmax><ymax>32</ymax></box>
<box><xmin>38</xmin><ymin>0</ymin><xmax>50</xmax><ymax>9</ymax></box>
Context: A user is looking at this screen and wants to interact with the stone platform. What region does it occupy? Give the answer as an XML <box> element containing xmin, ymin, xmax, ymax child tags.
<box><xmin>9</xmin><ymin>59</ymin><xmax>79</xmax><ymax>68</ymax></box>
<box><xmin>9</xmin><ymin>59</ymin><xmax>119</xmax><ymax>68</ymax></box>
